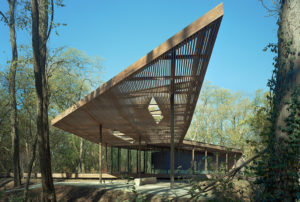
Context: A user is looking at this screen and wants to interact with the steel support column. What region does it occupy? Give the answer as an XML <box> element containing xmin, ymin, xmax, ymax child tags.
<box><xmin>110</xmin><ymin>146</ymin><xmax>113</xmax><ymax>174</ymax></box>
<box><xmin>127</xmin><ymin>148</ymin><xmax>130</xmax><ymax>174</ymax></box>
<box><xmin>136</xmin><ymin>149</ymin><xmax>138</xmax><ymax>174</ymax></box>
<box><xmin>177</xmin><ymin>147</ymin><xmax>180</xmax><ymax>172</ymax></box>
<box><xmin>216</xmin><ymin>153</ymin><xmax>219</xmax><ymax>172</ymax></box>
<box><xmin>170</xmin><ymin>49</ymin><xmax>175</xmax><ymax>188</ymax></box>
<box><xmin>105</xmin><ymin>143</ymin><xmax>108</xmax><ymax>172</ymax></box>
<box><xmin>144</xmin><ymin>150</ymin><xmax>147</xmax><ymax>174</ymax></box>
<box><xmin>192</xmin><ymin>147</ymin><xmax>195</xmax><ymax>174</ymax></box>
<box><xmin>118</xmin><ymin>147</ymin><xmax>120</xmax><ymax>173</ymax></box>
<box><xmin>99</xmin><ymin>124</ymin><xmax>103</xmax><ymax>183</ymax></box>
<box><xmin>138</xmin><ymin>136</ymin><xmax>141</xmax><ymax>178</ymax></box>
<box><xmin>205</xmin><ymin>149</ymin><xmax>208</xmax><ymax>174</ymax></box>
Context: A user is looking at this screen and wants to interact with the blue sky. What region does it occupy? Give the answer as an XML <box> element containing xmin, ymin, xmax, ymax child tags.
<box><xmin>0</xmin><ymin>0</ymin><xmax>278</xmax><ymax>95</ymax></box>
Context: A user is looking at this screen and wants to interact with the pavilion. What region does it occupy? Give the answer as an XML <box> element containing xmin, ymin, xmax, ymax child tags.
<box><xmin>51</xmin><ymin>3</ymin><xmax>241</xmax><ymax>188</ymax></box>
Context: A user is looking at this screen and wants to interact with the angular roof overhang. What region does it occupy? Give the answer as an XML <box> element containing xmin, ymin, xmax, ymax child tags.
<box><xmin>51</xmin><ymin>4</ymin><xmax>223</xmax><ymax>147</ymax></box>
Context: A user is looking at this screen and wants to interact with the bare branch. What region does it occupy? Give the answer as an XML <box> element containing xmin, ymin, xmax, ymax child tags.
<box><xmin>0</xmin><ymin>10</ymin><xmax>9</xmax><ymax>26</ymax></box>
<box><xmin>190</xmin><ymin>148</ymin><xmax>267</xmax><ymax>198</ymax></box>
<box><xmin>46</xmin><ymin>0</ymin><xmax>54</xmax><ymax>41</ymax></box>
<box><xmin>258</xmin><ymin>0</ymin><xmax>280</xmax><ymax>17</ymax></box>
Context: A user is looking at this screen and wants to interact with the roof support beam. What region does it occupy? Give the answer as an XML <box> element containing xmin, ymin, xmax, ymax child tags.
<box><xmin>99</xmin><ymin>124</ymin><xmax>103</xmax><ymax>184</ymax></box>
<box><xmin>127</xmin><ymin>148</ymin><xmax>131</xmax><ymax>174</ymax></box>
<box><xmin>162</xmin><ymin>54</ymin><xmax>196</xmax><ymax>60</ymax></box>
<box><xmin>138</xmin><ymin>135</ymin><xmax>141</xmax><ymax>178</ymax></box>
<box><xmin>216</xmin><ymin>153</ymin><xmax>219</xmax><ymax>172</ymax></box>
<box><xmin>51</xmin><ymin>4</ymin><xmax>224</xmax><ymax>151</ymax></box>
<box><xmin>170</xmin><ymin>49</ymin><xmax>175</xmax><ymax>189</ymax></box>
<box><xmin>179</xmin><ymin>19</ymin><xmax>222</xmax><ymax>145</ymax></box>
<box><xmin>105</xmin><ymin>92</ymin><xmax>149</xmax><ymax>142</ymax></box>
<box><xmin>128</xmin><ymin>75</ymin><xmax>201</xmax><ymax>81</ymax></box>
<box><xmin>205</xmin><ymin>149</ymin><xmax>208</xmax><ymax>174</ymax></box>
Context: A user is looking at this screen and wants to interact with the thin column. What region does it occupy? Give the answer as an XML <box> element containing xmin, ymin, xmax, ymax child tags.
<box><xmin>99</xmin><ymin>124</ymin><xmax>103</xmax><ymax>184</ymax></box>
<box><xmin>151</xmin><ymin>150</ymin><xmax>153</xmax><ymax>174</ymax></box>
<box><xmin>170</xmin><ymin>49</ymin><xmax>175</xmax><ymax>189</ymax></box>
<box><xmin>177</xmin><ymin>148</ymin><xmax>180</xmax><ymax>171</ymax></box>
<box><xmin>192</xmin><ymin>147</ymin><xmax>195</xmax><ymax>174</ymax></box>
<box><xmin>226</xmin><ymin>152</ymin><xmax>228</xmax><ymax>172</ymax></box>
<box><xmin>205</xmin><ymin>149</ymin><xmax>208</xmax><ymax>174</ymax></box>
<box><xmin>136</xmin><ymin>149</ymin><xmax>138</xmax><ymax>174</ymax></box>
<box><xmin>118</xmin><ymin>147</ymin><xmax>120</xmax><ymax>173</ymax></box>
<box><xmin>216</xmin><ymin>153</ymin><xmax>219</xmax><ymax>172</ymax></box>
<box><xmin>127</xmin><ymin>148</ymin><xmax>130</xmax><ymax>174</ymax></box>
<box><xmin>110</xmin><ymin>146</ymin><xmax>113</xmax><ymax>174</ymax></box>
<box><xmin>144</xmin><ymin>150</ymin><xmax>147</xmax><ymax>174</ymax></box>
<box><xmin>105</xmin><ymin>143</ymin><xmax>108</xmax><ymax>172</ymax></box>
<box><xmin>138</xmin><ymin>136</ymin><xmax>141</xmax><ymax>178</ymax></box>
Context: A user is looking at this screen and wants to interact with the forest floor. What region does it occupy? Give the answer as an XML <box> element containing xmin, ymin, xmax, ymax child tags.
<box><xmin>0</xmin><ymin>178</ymin><xmax>213</xmax><ymax>201</ymax></box>
<box><xmin>0</xmin><ymin>177</ymin><xmax>254</xmax><ymax>201</ymax></box>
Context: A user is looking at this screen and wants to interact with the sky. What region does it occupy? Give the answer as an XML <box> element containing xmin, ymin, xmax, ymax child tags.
<box><xmin>0</xmin><ymin>0</ymin><xmax>278</xmax><ymax>96</ymax></box>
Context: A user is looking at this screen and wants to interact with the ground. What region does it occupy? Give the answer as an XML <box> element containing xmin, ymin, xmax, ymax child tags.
<box><xmin>0</xmin><ymin>177</ymin><xmax>255</xmax><ymax>201</ymax></box>
<box><xmin>0</xmin><ymin>178</ymin><xmax>201</xmax><ymax>201</ymax></box>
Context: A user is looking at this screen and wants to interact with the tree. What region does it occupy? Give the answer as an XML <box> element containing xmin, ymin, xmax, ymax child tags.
<box><xmin>254</xmin><ymin>0</ymin><xmax>300</xmax><ymax>200</ymax></box>
<box><xmin>0</xmin><ymin>70</ymin><xmax>12</xmax><ymax>172</ymax></box>
<box><xmin>47</xmin><ymin>47</ymin><xmax>103</xmax><ymax>173</ymax></box>
<box><xmin>0</xmin><ymin>0</ymin><xmax>21</xmax><ymax>187</ymax></box>
<box><xmin>186</xmin><ymin>82</ymin><xmax>264</xmax><ymax>158</ymax></box>
<box><xmin>30</xmin><ymin>0</ymin><xmax>56</xmax><ymax>200</ymax></box>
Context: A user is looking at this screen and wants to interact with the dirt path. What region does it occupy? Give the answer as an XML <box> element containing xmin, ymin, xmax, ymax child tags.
<box><xmin>0</xmin><ymin>179</ymin><xmax>200</xmax><ymax>201</ymax></box>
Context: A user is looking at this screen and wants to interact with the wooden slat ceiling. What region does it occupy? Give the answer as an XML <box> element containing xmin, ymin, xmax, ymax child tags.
<box><xmin>51</xmin><ymin>4</ymin><xmax>223</xmax><ymax>147</ymax></box>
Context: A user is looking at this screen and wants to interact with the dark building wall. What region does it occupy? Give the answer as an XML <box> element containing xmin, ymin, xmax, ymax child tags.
<box><xmin>151</xmin><ymin>149</ymin><xmax>239</xmax><ymax>174</ymax></box>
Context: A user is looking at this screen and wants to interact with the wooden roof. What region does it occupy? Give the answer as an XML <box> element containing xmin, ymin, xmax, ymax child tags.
<box><xmin>51</xmin><ymin>4</ymin><xmax>224</xmax><ymax>146</ymax></box>
<box><xmin>124</xmin><ymin>140</ymin><xmax>243</xmax><ymax>155</ymax></box>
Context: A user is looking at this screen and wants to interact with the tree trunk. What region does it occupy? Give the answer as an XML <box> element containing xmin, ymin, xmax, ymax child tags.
<box><xmin>79</xmin><ymin>138</ymin><xmax>85</xmax><ymax>173</ymax></box>
<box><xmin>270</xmin><ymin>0</ymin><xmax>300</xmax><ymax>199</ymax></box>
<box><xmin>7</xmin><ymin>0</ymin><xmax>21</xmax><ymax>188</ymax></box>
<box><xmin>30</xmin><ymin>0</ymin><xmax>56</xmax><ymax>201</ymax></box>
<box><xmin>275</xmin><ymin>0</ymin><xmax>300</xmax><ymax>140</ymax></box>
<box><xmin>23</xmin><ymin>134</ymin><xmax>38</xmax><ymax>202</ymax></box>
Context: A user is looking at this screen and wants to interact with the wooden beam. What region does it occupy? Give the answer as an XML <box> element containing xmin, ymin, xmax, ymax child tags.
<box><xmin>136</xmin><ymin>149</ymin><xmax>138</xmax><ymax>174</ymax></box>
<box><xmin>182</xmin><ymin>140</ymin><xmax>242</xmax><ymax>154</ymax></box>
<box><xmin>177</xmin><ymin>147</ymin><xmax>180</xmax><ymax>172</ymax></box>
<box><xmin>162</xmin><ymin>54</ymin><xmax>196</xmax><ymax>60</ymax></box>
<box><xmin>106</xmin><ymin>92</ymin><xmax>148</xmax><ymax>142</ymax></box>
<box><xmin>127</xmin><ymin>148</ymin><xmax>131</xmax><ymax>174</ymax></box>
<box><xmin>105</xmin><ymin>143</ymin><xmax>108</xmax><ymax>172</ymax></box>
<box><xmin>205</xmin><ymin>149</ymin><xmax>208</xmax><ymax>174</ymax></box>
<box><xmin>178</xmin><ymin>16</ymin><xmax>223</xmax><ymax>145</ymax></box>
<box><xmin>192</xmin><ymin>147</ymin><xmax>195</xmax><ymax>174</ymax></box>
<box><xmin>110</xmin><ymin>146</ymin><xmax>113</xmax><ymax>174</ymax></box>
<box><xmin>128</xmin><ymin>75</ymin><xmax>201</xmax><ymax>81</ymax></box>
<box><xmin>99</xmin><ymin>124</ymin><xmax>103</xmax><ymax>184</ymax></box>
<box><xmin>170</xmin><ymin>49</ymin><xmax>175</xmax><ymax>189</ymax></box>
<box><xmin>51</xmin><ymin>3</ymin><xmax>224</xmax><ymax>127</ymax></box>
<box><xmin>118</xmin><ymin>147</ymin><xmax>121</xmax><ymax>173</ymax></box>
<box><xmin>216</xmin><ymin>153</ymin><xmax>219</xmax><ymax>172</ymax></box>
<box><xmin>138</xmin><ymin>136</ymin><xmax>141</xmax><ymax>178</ymax></box>
<box><xmin>144</xmin><ymin>150</ymin><xmax>147</xmax><ymax>174</ymax></box>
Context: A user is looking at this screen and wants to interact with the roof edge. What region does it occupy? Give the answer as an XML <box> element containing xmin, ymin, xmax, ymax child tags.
<box><xmin>51</xmin><ymin>3</ymin><xmax>224</xmax><ymax>126</ymax></box>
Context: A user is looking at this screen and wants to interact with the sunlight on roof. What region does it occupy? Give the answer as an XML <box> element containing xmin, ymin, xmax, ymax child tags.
<box><xmin>112</xmin><ymin>130</ymin><xmax>134</xmax><ymax>144</ymax></box>
<box><xmin>148</xmin><ymin>97</ymin><xmax>164</xmax><ymax>124</ymax></box>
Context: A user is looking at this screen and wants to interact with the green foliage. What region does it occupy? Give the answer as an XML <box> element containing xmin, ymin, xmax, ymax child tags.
<box><xmin>253</xmin><ymin>86</ymin><xmax>300</xmax><ymax>200</ymax></box>
<box><xmin>0</xmin><ymin>46</ymin><xmax>104</xmax><ymax>173</ymax></box>
<box><xmin>252</xmin><ymin>13</ymin><xmax>300</xmax><ymax>199</ymax></box>
<box><xmin>186</xmin><ymin>81</ymin><xmax>268</xmax><ymax>159</ymax></box>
